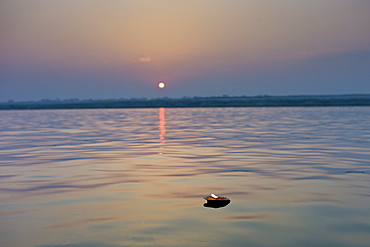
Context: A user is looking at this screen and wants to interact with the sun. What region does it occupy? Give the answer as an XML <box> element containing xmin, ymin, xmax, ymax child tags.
<box><xmin>158</xmin><ymin>82</ymin><xmax>166</xmax><ymax>89</ymax></box>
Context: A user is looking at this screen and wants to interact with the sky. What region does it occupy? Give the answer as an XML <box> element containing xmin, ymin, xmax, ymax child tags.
<box><xmin>1</xmin><ymin>0</ymin><xmax>370</xmax><ymax>101</ymax></box>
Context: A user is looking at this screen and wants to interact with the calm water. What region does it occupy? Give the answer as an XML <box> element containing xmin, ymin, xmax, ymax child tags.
<box><xmin>1</xmin><ymin>107</ymin><xmax>369</xmax><ymax>247</ymax></box>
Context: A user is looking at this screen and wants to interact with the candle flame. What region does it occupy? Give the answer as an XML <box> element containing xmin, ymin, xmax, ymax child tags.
<box><xmin>211</xmin><ymin>194</ymin><xmax>218</xmax><ymax>199</ymax></box>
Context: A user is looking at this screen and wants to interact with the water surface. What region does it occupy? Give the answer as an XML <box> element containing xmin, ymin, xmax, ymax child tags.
<box><xmin>1</xmin><ymin>107</ymin><xmax>369</xmax><ymax>247</ymax></box>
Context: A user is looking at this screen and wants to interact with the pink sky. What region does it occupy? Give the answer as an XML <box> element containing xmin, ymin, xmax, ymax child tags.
<box><xmin>1</xmin><ymin>0</ymin><xmax>370</xmax><ymax>101</ymax></box>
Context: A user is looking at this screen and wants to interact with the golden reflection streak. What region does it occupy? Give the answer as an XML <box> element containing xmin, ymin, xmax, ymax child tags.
<box><xmin>158</xmin><ymin>107</ymin><xmax>166</xmax><ymax>154</ymax></box>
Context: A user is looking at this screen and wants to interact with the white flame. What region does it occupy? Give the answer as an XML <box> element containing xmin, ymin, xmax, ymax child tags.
<box><xmin>211</xmin><ymin>193</ymin><xmax>218</xmax><ymax>199</ymax></box>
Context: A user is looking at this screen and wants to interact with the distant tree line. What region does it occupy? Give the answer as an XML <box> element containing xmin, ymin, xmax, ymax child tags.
<box><xmin>1</xmin><ymin>94</ymin><xmax>369</xmax><ymax>110</ymax></box>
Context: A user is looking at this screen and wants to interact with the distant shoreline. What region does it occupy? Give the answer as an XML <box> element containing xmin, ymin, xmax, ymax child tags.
<box><xmin>1</xmin><ymin>94</ymin><xmax>370</xmax><ymax>110</ymax></box>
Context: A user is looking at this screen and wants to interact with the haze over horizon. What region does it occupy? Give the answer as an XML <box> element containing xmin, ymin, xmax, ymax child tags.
<box><xmin>1</xmin><ymin>0</ymin><xmax>370</xmax><ymax>101</ymax></box>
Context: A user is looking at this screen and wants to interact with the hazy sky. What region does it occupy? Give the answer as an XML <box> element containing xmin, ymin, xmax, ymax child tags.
<box><xmin>1</xmin><ymin>0</ymin><xmax>369</xmax><ymax>101</ymax></box>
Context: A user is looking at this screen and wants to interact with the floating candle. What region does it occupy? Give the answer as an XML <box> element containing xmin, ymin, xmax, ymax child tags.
<box><xmin>203</xmin><ymin>194</ymin><xmax>231</xmax><ymax>209</ymax></box>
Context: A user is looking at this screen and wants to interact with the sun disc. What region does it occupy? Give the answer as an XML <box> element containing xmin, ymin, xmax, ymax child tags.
<box><xmin>158</xmin><ymin>82</ymin><xmax>166</xmax><ymax>89</ymax></box>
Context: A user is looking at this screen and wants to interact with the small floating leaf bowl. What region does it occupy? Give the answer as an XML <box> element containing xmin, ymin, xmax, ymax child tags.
<box><xmin>203</xmin><ymin>194</ymin><xmax>231</xmax><ymax>208</ymax></box>
<box><xmin>203</xmin><ymin>195</ymin><xmax>230</xmax><ymax>201</ymax></box>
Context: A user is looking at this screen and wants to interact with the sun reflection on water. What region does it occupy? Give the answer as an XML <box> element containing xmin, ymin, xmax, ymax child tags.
<box><xmin>158</xmin><ymin>107</ymin><xmax>166</xmax><ymax>154</ymax></box>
